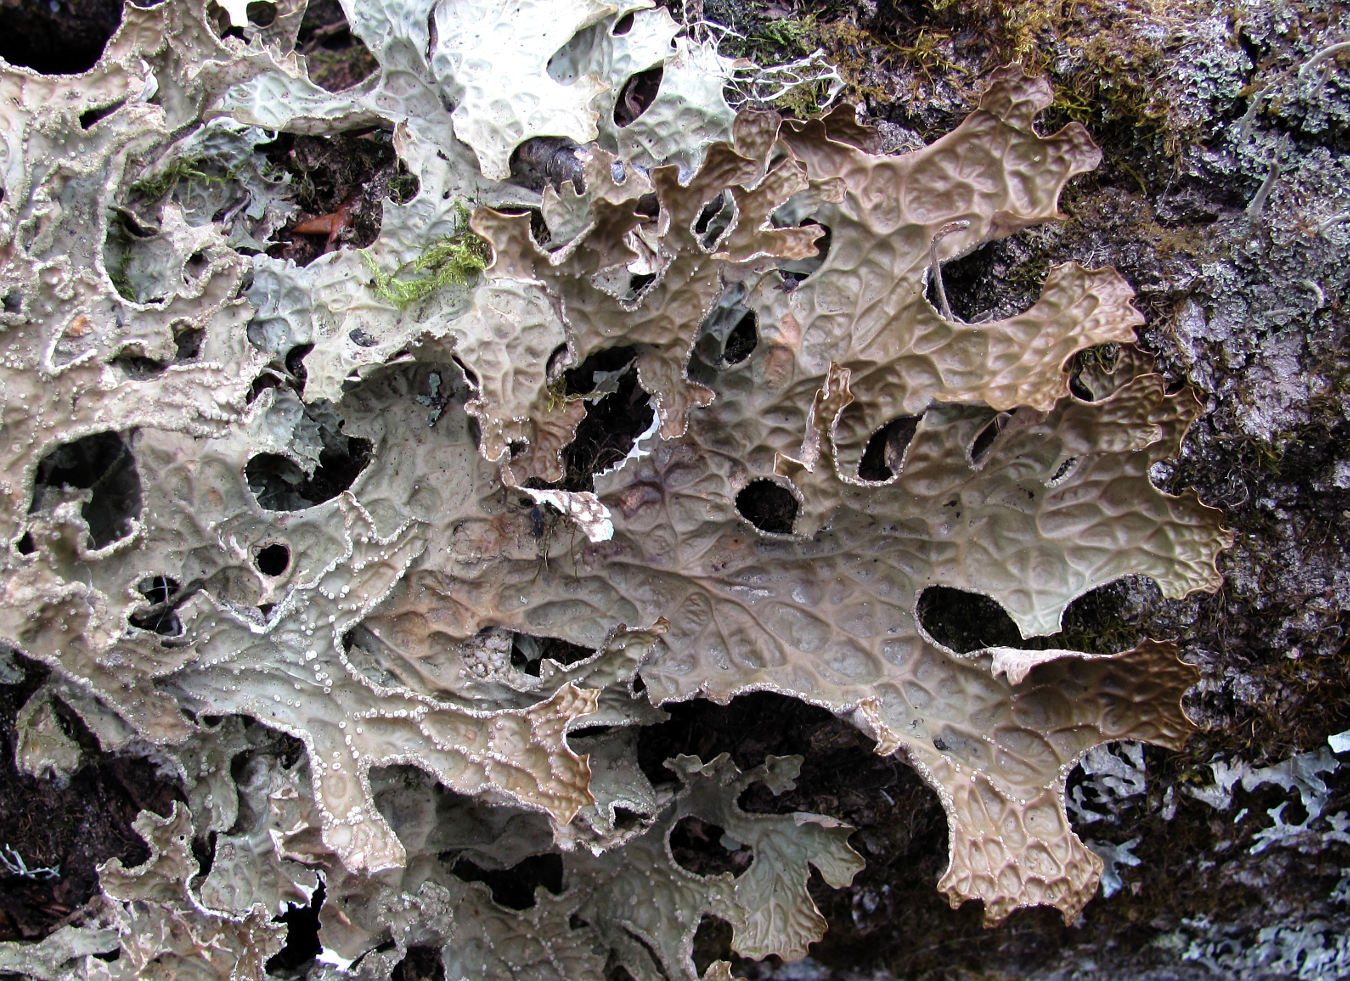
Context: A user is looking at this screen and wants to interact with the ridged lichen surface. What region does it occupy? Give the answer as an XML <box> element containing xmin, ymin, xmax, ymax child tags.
<box><xmin>0</xmin><ymin>1</ymin><xmax>1228</xmax><ymax>978</ymax></box>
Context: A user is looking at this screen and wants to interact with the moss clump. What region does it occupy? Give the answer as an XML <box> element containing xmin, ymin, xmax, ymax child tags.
<box><xmin>715</xmin><ymin>0</ymin><xmax>1194</xmax><ymax>175</ymax></box>
<box><xmin>361</xmin><ymin>205</ymin><xmax>490</xmax><ymax>309</ymax></box>
<box><xmin>130</xmin><ymin>157</ymin><xmax>229</xmax><ymax>202</ymax></box>
<box><xmin>725</xmin><ymin>10</ymin><xmax>968</xmax><ymax>109</ymax></box>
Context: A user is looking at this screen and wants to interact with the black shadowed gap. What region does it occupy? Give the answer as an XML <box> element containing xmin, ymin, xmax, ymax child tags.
<box><xmin>968</xmin><ymin>410</ymin><xmax>1011</xmax><ymax>465</ymax></box>
<box><xmin>254</xmin><ymin>542</ymin><xmax>291</xmax><ymax>576</ymax></box>
<box><xmin>917</xmin><ymin>586</ymin><xmax>1023</xmax><ymax>653</ymax></box>
<box><xmin>245</xmin><ymin>401</ymin><xmax>372</xmax><ymax>511</ymax></box>
<box><xmin>0</xmin><ymin>0</ymin><xmax>122</xmax><ymax>75</ymax></box>
<box><xmin>634</xmin><ymin>692</ymin><xmax>950</xmax><ymax>976</ymax></box>
<box><xmin>917</xmin><ymin>579</ymin><xmax>1160</xmax><ymax>655</ymax></box>
<box><xmin>735</xmin><ymin>479</ymin><xmax>798</xmax><ymax>534</ymax></box>
<box><xmin>614</xmin><ymin>67</ymin><xmax>663</xmax><ymax>127</ymax></box>
<box><xmin>393</xmin><ymin>946</ymin><xmax>447</xmax><ymax>981</ymax></box>
<box><xmin>265</xmin><ymin>879</ymin><xmax>324</xmax><ymax>974</ymax></box>
<box><xmin>669</xmin><ymin>816</ymin><xmax>752</xmax><ymax>877</ymax></box>
<box><xmin>688</xmin><ymin>288</ymin><xmax>758</xmax><ymax>386</ymax></box>
<box><xmin>128</xmin><ymin>575</ymin><xmax>184</xmax><ymax>637</ymax></box>
<box><xmin>246</xmin><ymin>434</ymin><xmax>372</xmax><ymax>511</ymax></box>
<box><xmin>924</xmin><ymin>236</ymin><xmax>1049</xmax><ymax>324</ymax></box>
<box><xmin>774</xmin><ymin>219</ymin><xmax>831</xmax><ymax>287</ymax></box>
<box><xmin>450</xmin><ymin>853</ymin><xmax>564</xmax><ymax>910</ymax></box>
<box><xmin>30</xmin><ymin>431</ymin><xmax>142</xmax><ymax>549</ymax></box>
<box><xmin>858</xmin><ymin>413</ymin><xmax>923</xmax><ymax>481</ymax></box>
<box><xmin>510</xmin><ymin>634</ymin><xmax>595</xmax><ymax>677</ymax></box>
<box><xmin>691</xmin><ymin>915</ymin><xmax>735</xmax><ymax>977</ymax></box>
<box><xmin>559</xmin><ymin>366</ymin><xmax>654</xmax><ymax>491</ymax></box>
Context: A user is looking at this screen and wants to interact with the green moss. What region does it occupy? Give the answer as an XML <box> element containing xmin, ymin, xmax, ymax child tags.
<box><xmin>745</xmin><ymin>16</ymin><xmax>819</xmax><ymax>60</ymax></box>
<box><xmin>130</xmin><ymin>157</ymin><xmax>228</xmax><ymax>201</ymax></box>
<box><xmin>962</xmin><ymin>0</ymin><xmax>1186</xmax><ymax>162</ymax></box>
<box><xmin>1066</xmin><ymin>343</ymin><xmax>1120</xmax><ymax>375</ymax></box>
<box><xmin>714</xmin><ymin>9</ymin><xmax>935</xmax><ymax>110</ymax></box>
<box><xmin>361</xmin><ymin>204</ymin><xmax>489</xmax><ymax>310</ymax></box>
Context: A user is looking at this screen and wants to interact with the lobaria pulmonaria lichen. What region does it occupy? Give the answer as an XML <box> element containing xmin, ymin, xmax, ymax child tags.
<box><xmin>0</xmin><ymin>1</ymin><xmax>1229</xmax><ymax>978</ymax></box>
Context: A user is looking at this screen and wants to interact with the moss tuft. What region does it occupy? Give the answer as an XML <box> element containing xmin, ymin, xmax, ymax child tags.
<box><xmin>361</xmin><ymin>204</ymin><xmax>490</xmax><ymax>310</ymax></box>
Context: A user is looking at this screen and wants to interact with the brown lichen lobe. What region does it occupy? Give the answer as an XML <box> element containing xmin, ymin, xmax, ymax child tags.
<box><xmin>373</xmin><ymin>68</ymin><xmax>1230</xmax><ymax>929</ymax></box>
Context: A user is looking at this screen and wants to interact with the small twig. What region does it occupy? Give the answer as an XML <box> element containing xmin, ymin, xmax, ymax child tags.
<box><xmin>1236</xmin><ymin>82</ymin><xmax>1268</xmax><ymax>142</ymax></box>
<box><xmin>299</xmin><ymin>19</ymin><xmax>351</xmax><ymax>55</ymax></box>
<box><xmin>1246</xmin><ymin>158</ymin><xmax>1282</xmax><ymax>217</ymax></box>
<box><xmin>1318</xmin><ymin>211</ymin><xmax>1350</xmax><ymax>234</ymax></box>
<box><xmin>1298</xmin><ymin>40</ymin><xmax>1350</xmax><ymax>78</ymax></box>
<box><xmin>0</xmin><ymin>844</ymin><xmax>60</xmax><ymax>881</ymax></box>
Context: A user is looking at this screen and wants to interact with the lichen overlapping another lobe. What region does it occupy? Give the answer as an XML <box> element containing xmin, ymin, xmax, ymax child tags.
<box><xmin>372</xmin><ymin>70</ymin><xmax>1229</xmax><ymax>927</ymax></box>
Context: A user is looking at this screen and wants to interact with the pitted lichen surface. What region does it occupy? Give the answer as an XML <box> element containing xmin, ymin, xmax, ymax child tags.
<box><xmin>0</xmin><ymin>1</ymin><xmax>1228</xmax><ymax>977</ymax></box>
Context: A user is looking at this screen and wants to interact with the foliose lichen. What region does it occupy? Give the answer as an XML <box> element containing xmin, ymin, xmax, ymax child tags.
<box><xmin>0</xmin><ymin>1</ymin><xmax>1230</xmax><ymax>977</ymax></box>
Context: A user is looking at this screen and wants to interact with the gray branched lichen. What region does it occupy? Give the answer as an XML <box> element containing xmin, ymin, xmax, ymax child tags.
<box><xmin>0</xmin><ymin>0</ymin><xmax>1230</xmax><ymax>978</ymax></box>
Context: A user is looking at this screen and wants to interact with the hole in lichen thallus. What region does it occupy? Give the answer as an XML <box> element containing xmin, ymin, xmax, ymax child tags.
<box><xmin>775</xmin><ymin>219</ymin><xmax>831</xmax><ymax>286</ymax></box>
<box><xmin>245</xmin><ymin>1</ymin><xmax>275</xmax><ymax>27</ymax></box>
<box><xmin>508</xmin><ymin>138</ymin><xmax>584</xmax><ymax>194</ymax></box>
<box><xmin>254</xmin><ymin>542</ymin><xmax>291</xmax><ymax>577</ymax></box>
<box><xmin>969</xmin><ymin>411</ymin><xmax>1011</xmax><ymax>466</ymax></box>
<box><xmin>920</xmin><ymin>580</ymin><xmax>1155</xmax><ymax>657</ymax></box>
<box><xmin>925</xmin><ymin>234</ymin><xmax>1046</xmax><ymax>324</ymax></box>
<box><xmin>103</xmin><ymin>210</ymin><xmax>168</xmax><ymax>304</ymax></box>
<box><xmin>510</xmin><ymin>634</ymin><xmax>595</xmax><ymax>677</ymax></box>
<box><xmin>858</xmin><ymin>413</ymin><xmax>923</xmax><ymax>481</ymax></box>
<box><xmin>0</xmin><ymin>0</ymin><xmax>122</xmax><ymax>74</ymax></box>
<box><xmin>128</xmin><ymin>575</ymin><xmax>184</xmax><ymax>637</ymax></box>
<box><xmin>246</xmin><ymin>434</ymin><xmax>372</xmax><ymax>511</ymax></box>
<box><xmin>735</xmin><ymin>478</ymin><xmax>798</xmax><ymax>535</ymax></box>
<box><xmin>772</xmin><ymin>203</ymin><xmax>831</xmax><ymax>286</ymax></box>
<box><xmin>175</xmin><ymin>325</ymin><xmax>205</xmax><ymax>361</ymax></box>
<box><xmin>692</xmin><ymin>915</ymin><xmax>735</xmax><ymax>978</ymax></box>
<box><xmin>284</xmin><ymin>344</ymin><xmax>312</xmax><ymax>391</ymax></box>
<box><xmin>558</xmin><ymin>353</ymin><xmax>653</xmax><ymax>491</ymax></box>
<box><xmin>621</xmin><ymin>271</ymin><xmax>657</xmax><ymax>305</ymax></box>
<box><xmin>260</xmin><ymin>130</ymin><xmax>403</xmax><ymax>267</ymax></box>
<box><xmin>79</xmin><ymin>100</ymin><xmax>124</xmax><ymax>129</ymax></box>
<box><xmin>111</xmin><ymin>350</ymin><xmax>167</xmax><ymax>379</ymax></box>
<box><xmin>1069</xmin><ymin>370</ymin><xmax>1095</xmax><ymax>403</ymax></box>
<box><xmin>917</xmin><ymin>586</ymin><xmax>1023</xmax><ymax>654</ymax></box>
<box><xmin>689</xmin><ymin>288</ymin><xmax>757</xmax><ymax>385</ymax></box>
<box><xmin>1067</xmin><ymin>344</ymin><xmax>1122</xmax><ymax>402</ymax></box>
<box><xmin>613</xmin><ymin>66</ymin><xmax>663</xmax><ymax>127</ymax></box>
<box><xmin>393</xmin><ymin>947</ymin><xmax>446</xmax><ymax>981</ymax></box>
<box><xmin>245</xmin><ymin>332</ymin><xmax>313</xmax><ymax>399</ymax></box>
<box><xmin>264</xmin><ymin>880</ymin><xmax>324</xmax><ymax>974</ymax></box>
<box><xmin>669</xmin><ymin>816</ymin><xmax>752</xmax><ymax>876</ymax></box>
<box><xmin>723</xmin><ymin>311</ymin><xmax>757</xmax><ymax>364</ymax></box>
<box><xmin>31</xmin><ymin>431</ymin><xmax>142</xmax><ymax>549</ymax></box>
<box><xmin>450</xmin><ymin>853</ymin><xmax>564</xmax><ymax>910</ymax></box>
<box><xmin>693</xmin><ymin>192</ymin><xmax>736</xmax><ymax>251</ymax></box>
<box><xmin>297</xmin><ymin>2</ymin><xmax>377</xmax><ymax>93</ymax></box>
